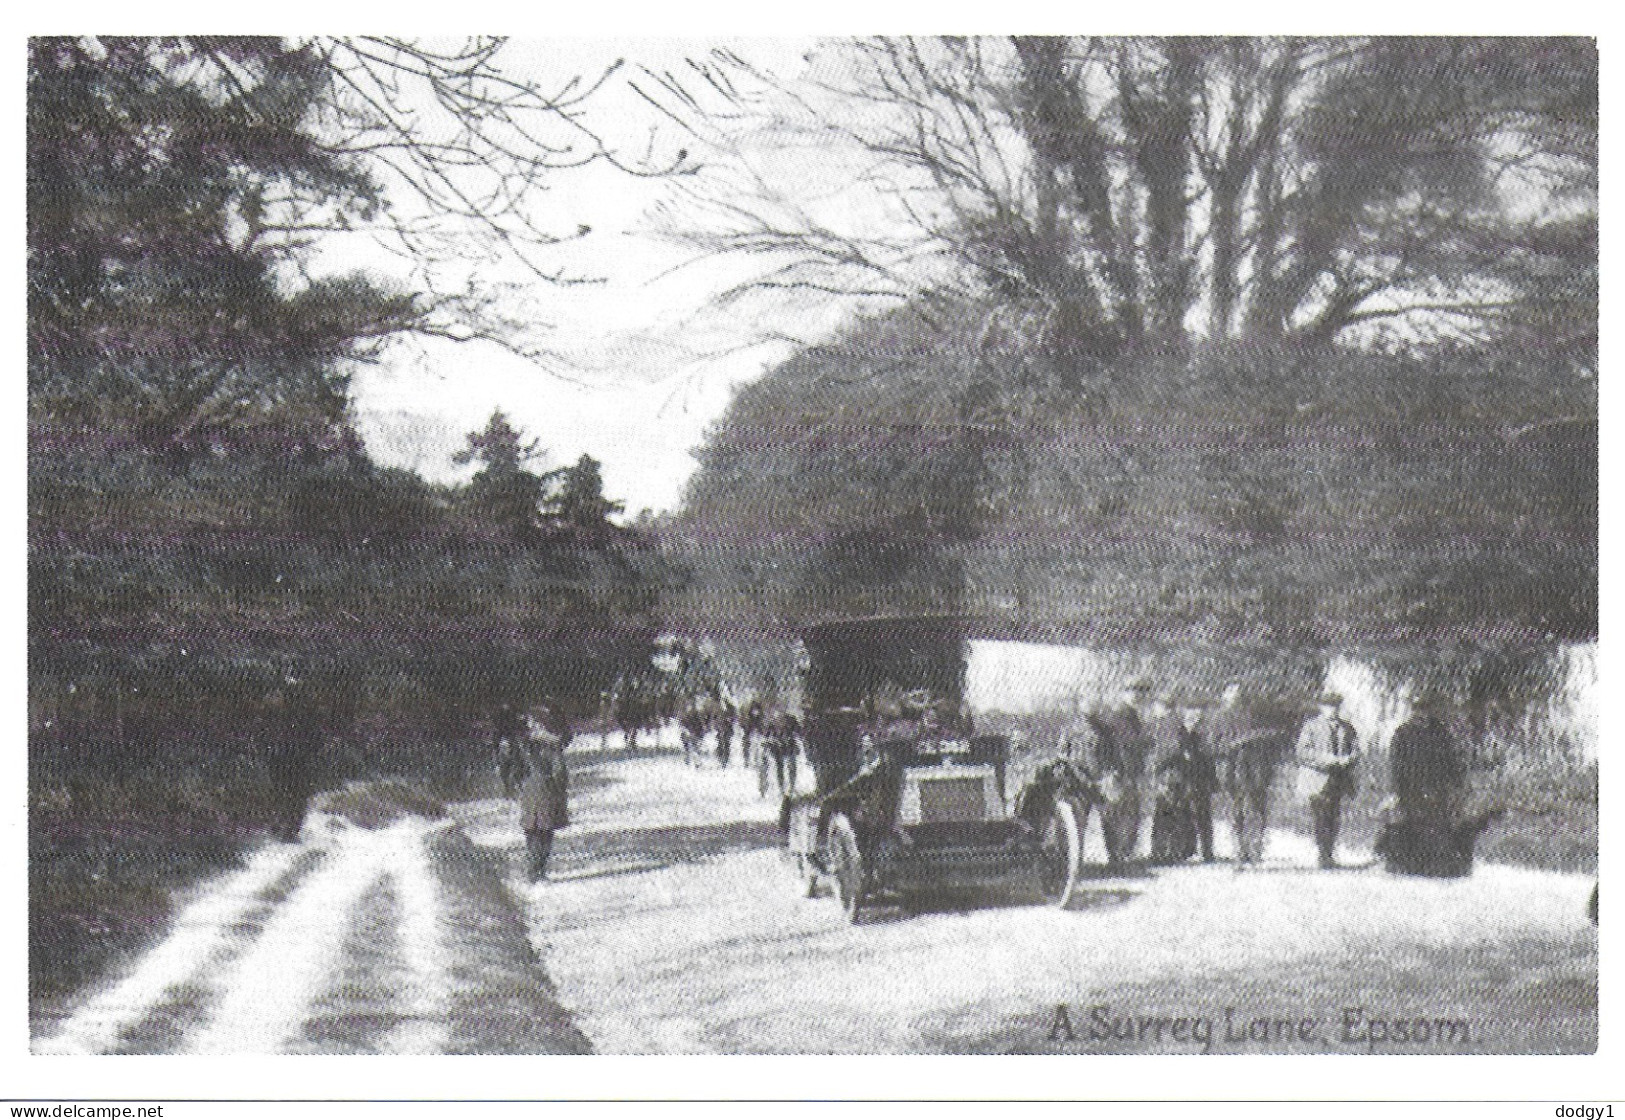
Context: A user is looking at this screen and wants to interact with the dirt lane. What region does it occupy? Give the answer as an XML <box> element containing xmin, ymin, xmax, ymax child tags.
<box><xmin>495</xmin><ymin>738</ymin><xmax>1597</xmax><ymax>1054</ymax></box>
<box><xmin>36</xmin><ymin>737</ymin><xmax>1593</xmax><ymax>1056</ymax></box>
<box><xmin>33</xmin><ymin>805</ymin><xmax>585</xmax><ymax>1055</ymax></box>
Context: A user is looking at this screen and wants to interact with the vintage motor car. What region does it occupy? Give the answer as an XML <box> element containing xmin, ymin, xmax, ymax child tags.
<box><xmin>783</xmin><ymin>616</ymin><xmax>1096</xmax><ymax>921</ymax></box>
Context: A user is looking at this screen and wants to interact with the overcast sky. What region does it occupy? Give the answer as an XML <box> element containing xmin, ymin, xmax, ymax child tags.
<box><xmin>327</xmin><ymin>38</ymin><xmax>834</xmax><ymax>517</ymax></box>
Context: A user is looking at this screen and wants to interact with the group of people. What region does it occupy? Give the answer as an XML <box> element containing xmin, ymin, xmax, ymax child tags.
<box><xmin>679</xmin><ymin>698</ymin><xmax>803</xmax><ymax>799</ymax></box>
<box><xmin>1061</xmin><ymin>678</ymin><xmax>1469</xmax><ymax>872</ymax></box>
<box><xmin>678</xmin><ymin>699</ymin><xmax>747</xmax><ymax>768</ymax></box>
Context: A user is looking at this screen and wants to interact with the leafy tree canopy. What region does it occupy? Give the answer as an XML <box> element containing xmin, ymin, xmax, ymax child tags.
<box><xmin>673</xmin><ymin>298</ymin><xmax>1595</xmax><ymax>647</ymax></box>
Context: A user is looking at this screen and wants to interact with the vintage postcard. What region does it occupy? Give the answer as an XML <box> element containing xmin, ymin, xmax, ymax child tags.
<box><xmin>22</xmin><ymin>30</ymin><xmax>1601</xmax><ymax>1094</ymax></box>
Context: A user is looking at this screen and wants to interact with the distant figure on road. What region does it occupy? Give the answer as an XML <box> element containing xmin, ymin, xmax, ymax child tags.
<box><xmin>1149</xmin><ymin>693</ymin><xmax>1217</xmax><ymax>864</ymax></box>
<box><xmin>611</xmin><ymin>675</ymin><xmax>656</xmax><ymax>751</ymax></box>
<box><xmin>494</xmin><ymin>702</ymin><xmax>527</xmax><ymax>798</ymax></box>
<box><xmin>1062</xmin><ymin>679</ymin><xmax>1152</xmax><ymax>866</ymax></box>
<box><xmin>679</xmin><ymin>706</ymin><xmax>707</xmax><ymax>767</ymax></box>
<box><xmin>715</xmin><ymin>701</ymin><xmax>737</xmax><ymax>768</ymax></box>
<box><xmin>1296</xmin><ymin>691</ymin><xmax>1360</xmax><ymax>869</ymax></box>
<box><xmin>763</xmin><ymin>712</ymin><xmax>800</xmax><ymax>799</ymax></box>
<box><xmin>515</xmin><ymin>709</ymin><xmax>570</xmax><ymax>882</ymax></box>
<box><xmin>741</xmin><ymin>698</ymin><xmax>765</xmax><ymax>768</ymax></box>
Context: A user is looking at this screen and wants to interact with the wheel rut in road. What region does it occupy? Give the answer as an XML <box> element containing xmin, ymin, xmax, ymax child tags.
<box><xmin>34</xmin><ymin>797</ymin><xmax>588</xmax><ymax>1055</ymax></box>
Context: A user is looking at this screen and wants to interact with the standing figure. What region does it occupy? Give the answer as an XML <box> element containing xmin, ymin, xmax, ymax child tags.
<box><xmin>494</xmin><ymin>703</ymin><xmax>527</xmax><ymax>797</ymax></box>
<box><xmin>1389</xmin><ymin>696</ymin><xmax>1463</xmax><ymax>829</ymax></box>
<box><xmin>679</xmin><ymin>705</ymin><xmax>707</xmax><ymax>767</ymax></box>
<box><xmin>611</xmin><ymin>675</ymin><xmax>652</xmax><ymax>751</ymax></box>
<box><xmin>742</xmin><ymin>699</ymin><xmax>765</xmax><ymax>768</ymax></box>
<box><xmin>1208</xmin><ymin>684</ymin><xmax>1287</xmax><ymax>866</ymax></box>
<box><xmin>516</xmin><ymin>711</ymin><xmax>570</xmax><ymax>882</ymax></box>
<box><xmin>715</xmin><ymin>700</ymin><xmax>737</xmax><ymax>768</ymax></box>
<box><xmin>1295</xmin><ymin>691</ymin><xmax>1360</xmax><ymax>869</ymax></box>
<box><xmin>1378</xmin><ymin>694</ymin><xmax>1488</xmax><ymax>877</ymax></box>
<box><xmin>1084</xmin><ymin>679</ymin><xmax>1153</xmax><ymax>865</ymax></box>
<box><xmin>1150</xmin><ymin>695</ymin><xmax>1217</xmax><ymax>864</ymax></box>
<box><xmin>764</xmin><ymin>712</ymin><xmax>800</xmax><ymax>798</ymax></box>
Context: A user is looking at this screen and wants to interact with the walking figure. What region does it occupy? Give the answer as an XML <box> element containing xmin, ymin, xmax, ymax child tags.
<box><xmin>494</xmin><ymin>703</ymin><xmax>527</xmax><ymax>797</ymax></box>
<box><xmin>1376</xmin><ymin>692</ymin><xmax>1495</xmax><ymax>877</ymax></box>
<box><xmin>742</xmin><ymin>699</ymin><xmax>765</xmax><ymax>768</ymax></box>
<box><xmin>1060</xmin><ymin>679</ymin><xmax>1152</xmax><ymax>866</ymax></box>
<box><xmin>1208</xmin><ymin>683</ymin><xmax>1288</xmax><ymax>867</ymax></box>
<box><xmin>715</xmin><ymin>700</ymin><xmax>737</xmax><ymax>768</ymax></box>
<box><xmin>505</xmin><ymin>708</ymin><xmax>570</xmax><ymax>882</ymax></box>
<box><xmin>764</xmin><ymin>712</ymin><xmax>800</xmax><ymax>798</ymax></box>
<box><xmin>680</xmin><ymin>705</ymin><xmax>707</xmax><ymax>767</ymax></box>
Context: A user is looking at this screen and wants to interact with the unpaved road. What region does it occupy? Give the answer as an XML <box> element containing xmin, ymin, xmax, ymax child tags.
<box><xmin>33</xmin><ymin>806</ymin><xmax>585</xmax><ymax>1055</ymax></box>
<box><xmin>35</xmin><ymin>733</ymin><xmax>1597</xmax><ymax>1054</ymax></box>
<box><xmin>473</xmin><ymin>736</ymin><xmax>1598</xmax><ymax>1055</ymax></box>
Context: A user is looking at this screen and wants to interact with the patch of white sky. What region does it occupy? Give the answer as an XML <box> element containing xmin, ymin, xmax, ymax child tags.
<box><xmin>311</xmin><ymin>36</ymin><xmax>1585</xmax><ymax>515</ymax></box>
<box><xmin>312</xmin><ymin>37</ymin><xmax>901</xmax><ymax>517</ymax></box>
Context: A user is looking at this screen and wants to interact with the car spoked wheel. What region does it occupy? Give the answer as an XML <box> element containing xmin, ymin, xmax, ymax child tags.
<box><xmin>1037</xmin><ymin>798</ymin><xmax>1082</xmax><ymax>908</ymax></box>
<box><xmin>827</xmin><ymin>814</ymin><xmax>866</xmax><ymax>922</ymax></box>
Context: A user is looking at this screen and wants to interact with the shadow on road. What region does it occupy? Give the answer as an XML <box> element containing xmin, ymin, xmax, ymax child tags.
<box><xmin>856</xmin><ymin>883</ymin><xmax>1144</xmax><ymax>924</ymax></box>
<box><xmin>554</xmin><ymin>819</ymin><xmax>781</xmax><ymax>879</ymax></box>
<box><xmin>1062</xmin><ymin>888</ymin><xmax>1142</xmax><ymax>911</ymax></box>
<box><xmin>547</xmin><ymin>861</ymin><xmax>669</xmax><ymax>884</ymax></box>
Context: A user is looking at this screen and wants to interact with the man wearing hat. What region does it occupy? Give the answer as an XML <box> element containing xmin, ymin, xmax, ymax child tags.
<box><xmin>1389</xmin><ymin>691</ymin><xmax>1463</xmax><ymax>829</ymax></box>
<box><xmin>1150</xmin><ymin>691</ymin><xmax>1218</xmax><ymax>863</ymax></box>
<box><xmin>1295</xmin><ymin>691</ymin><xmax>1361</xmax><ymax>868</ymax></box>
<box><xmin>1065</xmin><ymin>678</ymin><xmax>1154</xmax><ymax>866</ymax></box>
<box><xmin>515</xmin><ymin>706</ymin><xmax>571</xmax><ymax>881</ymax></box>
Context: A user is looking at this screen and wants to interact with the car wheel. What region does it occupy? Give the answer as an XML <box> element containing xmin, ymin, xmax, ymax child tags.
<box><xmin>1037</xmin><ymin>797</ymin><xmax>1082</xmax><ymax>908</ymax></box>
<box><xmin>827</xmin><ymin>814</ymin><xmax>866</xmax><ymax>922</ymax></box>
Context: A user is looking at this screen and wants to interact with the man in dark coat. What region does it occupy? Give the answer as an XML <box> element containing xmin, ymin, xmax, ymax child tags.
<box><xmin>1208</xmin><ymin>683</ymin><xmax>1288</xmax><ymax>866</ymax></box>
<box><xmin>494</xmin><ymin>702</ymin><xmax>527</xmax><ymax>797</ymax></box>
<box><xmin>715</xmin><ymin>701</ymin><xmax>737</xmax><ymax>768</ymax></box>
<box><xmin>1389</xmin><ymin>697</ymin><xmax>1463</xmax><ymax>828</ymax></box>
<box><xmin>1062</xmin><ymin>679</ymin><xmax>1152</xmax><ymax>866</ymax></box>
<box><xmin>1377</xmin><ymin>694</ymin><xmax>1492</xmax><ymax>877</ymax></box>
<box><xmin>764</xmin><ymin>712</ymin><xmax>800</xmax><ymax>798</ymax></box>
<box><xmin>1150</xmin><ymin>694</ymin><xmax>1217</xmax><ymax>864</ymax></box>
<box><xmin>679</xmin><ymin>705</ymin><xmax>708</xmax><ymax>767</ymax></box>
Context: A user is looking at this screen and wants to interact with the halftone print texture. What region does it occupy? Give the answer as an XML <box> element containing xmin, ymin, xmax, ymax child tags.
<box><xmin>29</xmin><ymin>36</ymin><xmax>1594</xmax><ymax>1057</ymax></box>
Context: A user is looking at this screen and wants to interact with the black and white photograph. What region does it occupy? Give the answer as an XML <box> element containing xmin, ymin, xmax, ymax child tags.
<box><xmin>24</xmin><ymin>31</ymin><xmax>1599</xmax><ymax>1071</ymax></box>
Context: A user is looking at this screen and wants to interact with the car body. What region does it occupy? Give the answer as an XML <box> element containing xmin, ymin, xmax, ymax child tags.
<box><xmin>783</xmin><ymin>616</ymin><xmax>1089</xmax><ymax>920</ymax></box>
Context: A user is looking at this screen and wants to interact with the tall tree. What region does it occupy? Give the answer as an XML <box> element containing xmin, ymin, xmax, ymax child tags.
<box><xmin>547</xmin><ymin>454</ymin><xmax>627</xmax><ymax>548</ymax></box>
<box><xmin>453</xmin><ymin>409</ymin><xmax>550</xmax><ymax>539</ymax></box>
<box><xmin>29</xmin><ymin>35</ymin><xmax>672</xmax><ymax>450</ymax></box>
<box><xmin>27</xmin><ymin>37</ymin><xmax>406</xmax><ymax>459</ymax></box>
<box><xmin>657</xmin><ymin>36</ymin><xmax>1596</xmax><ymax>384</ymax></box>
<box><xmin>676</xmin><ymin>310</ymin><xmax>1596</xmax><ymax>645</ymax></box>
<box><xmin>27</xmin><ymin>36</ymin><xmax>675</xmax><ymax>1003</ymax></box>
